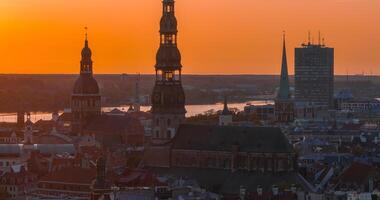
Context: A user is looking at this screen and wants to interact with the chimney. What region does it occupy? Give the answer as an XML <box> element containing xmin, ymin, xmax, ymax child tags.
<box><xmin>239</xmin><ymin>185</ymin><xmax>246</xmax><ymax>200</ymax></box>
<box><xmin>291</xmin><ymin>184</ymin><xmax>297</xmax><ymax>194</ymax></box>
<box><xmin>257</xmin><ymin>185</ymin><xmax>263</xmax><ymax>196</ymax></box>
<box><xmin>272</xmin><ymin>185</ymin><xmax>279</xmax><ymax>196</ymax></box>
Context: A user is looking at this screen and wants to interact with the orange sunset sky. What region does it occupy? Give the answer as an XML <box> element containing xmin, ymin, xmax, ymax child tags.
<box><xmin>0</xmin><ymin>0</ymin><xmax>379</xmax><ymax>75</ymax></box>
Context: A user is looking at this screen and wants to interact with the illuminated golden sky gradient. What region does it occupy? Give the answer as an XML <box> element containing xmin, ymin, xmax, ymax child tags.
<box><xmin>0</xmin><ymin>0</ymin><xmax>379</xmax><ymax>75</ymax></box>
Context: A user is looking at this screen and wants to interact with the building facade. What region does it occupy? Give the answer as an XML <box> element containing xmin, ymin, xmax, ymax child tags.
<box><xmin>275</xmin><ymin>33</ymin><xmax>295</xmax><ymax>123</ymax></box>
<box><xmin>151</xmin><ymin>0</ymin><xmax>186</xmax><ymax>144</ymax></box>
<box><xmin>71</xmin><ymin>32</ymin><xmax>101</xmax><ymax>135</ymax></box>
<box><xmin>295</xmin><ymin>39</ymin><xmax>334</xmax><ymax>109</ymax></box>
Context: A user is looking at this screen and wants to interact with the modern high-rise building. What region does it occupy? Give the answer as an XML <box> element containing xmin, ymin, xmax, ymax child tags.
<box><xmin>71</xmin><ymin>30</ymin><xmax>101</xmax><ymax>134</ymax></box>
<box><xmin>294</xmin><ymin>37</ymin><xmax>334</xmax><ymax>109</ymax></box>
<box><xmin>151</xmin><ymin>0</ymin><xmax>186</xmax><ymax>144</ymax></box>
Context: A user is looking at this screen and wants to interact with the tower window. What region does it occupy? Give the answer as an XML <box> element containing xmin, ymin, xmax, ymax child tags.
<box><xmin>166</xmin><ymin>5</ymin><xmax>171</xmax><ymax>12</ymax></box>
<box><xmin>167</xmin><ymin>130</ymin><xmax>171</xmax><ymax>138</ymax></box>
<box><xmin>155</xmin><ymin>130</ymin><xmax>160</xmax><ymax>138</ymax></box>
<box><xmin>164</xmin><ymin>72</ymin><xmax>174</xmax><ymax>81</ymax></box>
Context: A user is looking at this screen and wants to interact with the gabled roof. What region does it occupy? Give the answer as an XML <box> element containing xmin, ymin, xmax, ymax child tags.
<box><xmin>39</xmin><ymin>167</ymin><xmax>96</xmax><ymax>185</ymax></box>
<box><xmin>58</xmin><ymin>112</ymin><xmax>72</xmax><ymax>122</ymax></box>
<box><xmin>334</xmin><ymin>162</ymin><xmax>378</xmax><ymax>187</ymax></box>
<box><xmin>1</xmin><ymin>166</ymin><xmax>36</xmax><ymax>185</ymax></box>
<box><xmin>172</xmin><ymin>124</ymin><xmax>293</xmax><ymax>153</ymax></box>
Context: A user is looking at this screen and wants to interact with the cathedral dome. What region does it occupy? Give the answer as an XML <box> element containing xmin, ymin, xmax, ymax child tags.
<box><xmin>155</xmin><ymin>45</ymin><xmax>182</xmax><ymax>69</ymax></box>
<box><xmin>73</xmin><ymin>75</ymin><xmax>99</xmax><ymax>95</ymax></box>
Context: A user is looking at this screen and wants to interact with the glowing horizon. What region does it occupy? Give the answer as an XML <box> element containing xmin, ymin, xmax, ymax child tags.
<box><xmin>0</xmin><ymin>0</ymin><xmax>379</xmax><ymax>75</ymax></box>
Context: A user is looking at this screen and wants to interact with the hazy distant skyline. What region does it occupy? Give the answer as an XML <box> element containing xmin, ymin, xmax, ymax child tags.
<box><xmin>0</xmin><ymin>0</ymin><xmax>379</xmax><ymax>74</ymax></box>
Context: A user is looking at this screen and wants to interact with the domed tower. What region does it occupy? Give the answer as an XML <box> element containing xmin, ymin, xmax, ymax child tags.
<box><xmin>151</xmin><ymin>0</ymin><xmax>186</xmax><ymax>144</ymax></box>
<box><xmin>71</xmin><ymin>29</ymin><xmax>101</xmax><ymax>135</ymax></box>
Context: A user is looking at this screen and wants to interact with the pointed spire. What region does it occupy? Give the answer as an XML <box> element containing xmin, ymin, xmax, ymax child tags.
<box><xmin>222</xmin><ymin>96</ymin><xmax>231</xmax><ymax>115</ymax></box>
<box><xmin>84</xmin><ymin>26</ymin><xmax>89</xmax><ymax>47</ymax></box>
<box><xmin>277</xmin><ymin>31</ymin><xmax>290</xmax><ymax>100</ymax></box>
<box><xmin>80</xmin><ymin>27</ymin><xmax>93</xmax><ymax>74</ymax></box>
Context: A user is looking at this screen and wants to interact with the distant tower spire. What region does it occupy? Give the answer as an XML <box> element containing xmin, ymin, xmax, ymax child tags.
<box><xmin>277</xmin><ymin>31</ymin><xmax>290</xmax><ymax>100</ymax></box>
<box><xmin>133</xmin><ymin>73</ymin><xmax>141</xmax><ymax>112</ymax></box>
<box><xmin>222</xmin><ymin>96</ymin><xmax>231</xmax><ymax>115</ymax></box>
<box><xmin>220</xmin><ymin>96</ymin><xmax>232</xmax><ymax>126</ymax></box>
<box><xmin>85</xmin><ymin>26</ymin><xmax>88</xmax><ymax>41</ymax></box>
<box><xmin>80</xmin><ymin>27</ymin><xmax>92</xmax><ymax>74</ymax></box>
<box><xmin>308</xmin><ymin>31</ymin><xmax>311</xmax><ymax>45</ymax></box>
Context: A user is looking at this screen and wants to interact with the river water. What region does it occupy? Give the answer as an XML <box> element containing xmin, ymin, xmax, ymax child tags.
<box><xmin>0</xmin><ymin>100</ymin><xmax>273</xmax><ymax>123</ymax></box>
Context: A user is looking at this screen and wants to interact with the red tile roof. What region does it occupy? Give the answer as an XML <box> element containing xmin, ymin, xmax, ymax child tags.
<box><xmin>117</xmin><ymin>169</ymin><xmax>167</xmax><ymax>187</ymax></box>
<box><xmin>336</xmin><ymin>162</ymin><xmax>376</xmax><ymax>185</ymax></box>
<box><xmin>39</xmin><ymin>167</ymin><xmax>96</xmax><ymax>185</ymax></box>
<box><xmin>1</xmin><ymin>167</ymin><xmax>37</xmax><ymax>185</ymax></box>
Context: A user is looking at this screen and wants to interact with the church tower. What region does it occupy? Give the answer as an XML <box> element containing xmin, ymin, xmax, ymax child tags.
<box><xmin>71</xmin><ymin>29</ymin><xmax>101</xmax><ymax>135</ymax></box>
<box><xmin>23</xmin><ymin>113</ymin><xmax>33</xmax><ymax>144</ymax></box>
<box><xmin>151</xmin><ymin>0</ymin><xmax>186</xmax><ymax>144</ymax></box>
<box><xmin>219</xmin><ymin>97</ymin><xmax>233</xmax><ymax>126</ymax></box>
<box><xmin>275</xmin><ymin>32</ymin><xmax>294</xmax><ymax>123</ymax></box>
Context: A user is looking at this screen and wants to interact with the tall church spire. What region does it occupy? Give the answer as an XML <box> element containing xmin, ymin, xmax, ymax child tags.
<box><xmin>151</xmin><ymin>0</ymin><xmax>186</xmax><ymax>143</ymax></box>
<box><xmin>81</xmin><ymin>27</ymin><xmax>92</xmax><ymax>74</ymax></box>
<box><xmin>71</xmin><ymin>27</ymin><xmax>101</xmax><ymax>135</ymax></box>
<box><xmin>277</xmin><ymin>32</ymin><xmax>290</xmax><ymax>100</ymax></box>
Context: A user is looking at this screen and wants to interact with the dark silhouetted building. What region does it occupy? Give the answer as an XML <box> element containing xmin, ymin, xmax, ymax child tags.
<box><xmin>294</xmin><ymin>37</ymin><xmax>334</xmax><ymax>109</ymax></box>
<box><xmin>71</xmin><ymin>32</ymin><xmax>101</xmax><ymax>135</ymax></box>
<box><xmin>151</xmin><ymin>0</ymin><xmax>186</xmax><ymax>144</ymax></box>
<box><xmin>275</xmin><ymin>33</ymin><xmax>294</xmax><ymax>123</ymax></box>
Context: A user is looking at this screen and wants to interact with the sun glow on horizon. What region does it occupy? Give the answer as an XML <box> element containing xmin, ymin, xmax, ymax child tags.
<box><xmin>0</xmin><ymin>0</ymin><xmax>379</xmax><ymax>75</ymax></box>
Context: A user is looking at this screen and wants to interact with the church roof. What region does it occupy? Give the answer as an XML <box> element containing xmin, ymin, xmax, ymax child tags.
<box><xmin>172</xmin><ymin>124</ymin><xmax>293</xmax><ymax>153</ymax></box>
<box><xmin>84</xmin><ymin>115</ymin><xmax>145</xmax><ymax>148</ymax></box>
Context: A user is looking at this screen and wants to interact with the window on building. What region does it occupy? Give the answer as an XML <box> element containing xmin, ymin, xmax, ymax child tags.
<box><xmin>155</xmin><ymin>130</ymin><xmax>159</xmax><ymax>138</ymax></box>
<box><xmin>167</xmin><ymin>130</ymin><xmax>171</xmax><ymax>138</ymax></box>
